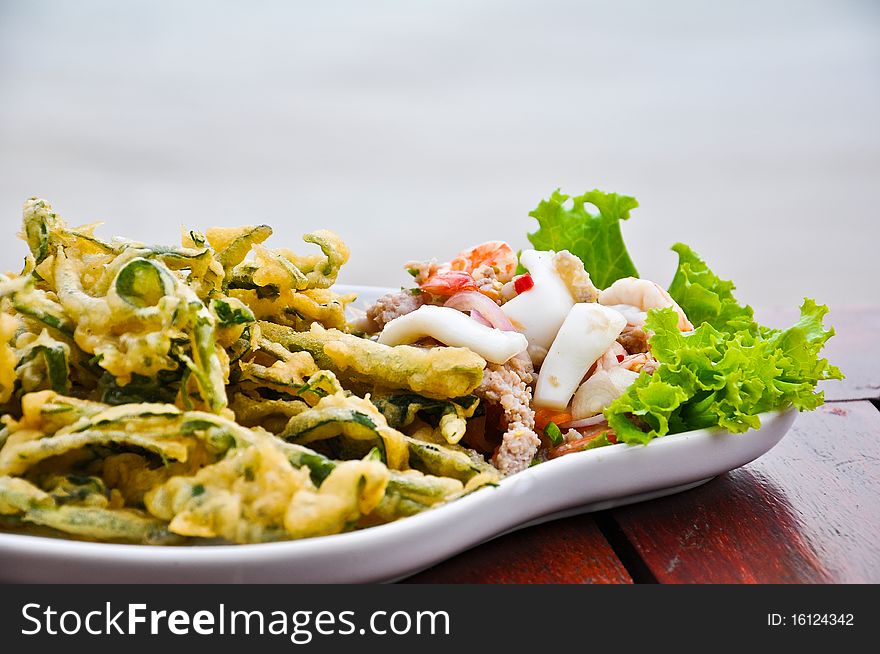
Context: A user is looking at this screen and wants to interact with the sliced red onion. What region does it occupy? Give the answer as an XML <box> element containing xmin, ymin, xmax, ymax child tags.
<box><xmin>445</xmin><ymin>291</ymin><xmax>530</xmax><ymax>365</ymax></box>
<box><xmin>444</xmin><ymin>291</ymin><xmax>515</xmax><ymax>331</ymax></box>
<box><xmin>558</xmin><ymin>414</ymin><xmax>608</xmax><ymax>429</ymax></box>
<box><xmin>469</xmin><ymin>309</ymin><xmax>492</xmax><ymax>327</ymax></box>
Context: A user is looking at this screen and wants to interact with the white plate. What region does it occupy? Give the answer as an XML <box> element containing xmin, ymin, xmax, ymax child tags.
<box><xmin>0</xmin><ymin>286</ymin><xmax>798</xmax><ymax>583</ymax></box>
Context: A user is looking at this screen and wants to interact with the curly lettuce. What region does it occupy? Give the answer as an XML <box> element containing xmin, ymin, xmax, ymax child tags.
<box><xmin>523</xmin><ymin>192</ymin><xmax>842</xmax><ymax>448</ymax></box>
<box><xmin>606</xmin><ymin>301</ymin><xmax>843</xmax><ymax>445</ymax></box>
<box><xmin>527</xmin><ymin>189</ymin><xmax>639</xmax><ymax>289</ymax></box>
<box><xmin>667</xmin><ymin>242</ymin><xmax>755</xmax><ymax>334</ymax></box>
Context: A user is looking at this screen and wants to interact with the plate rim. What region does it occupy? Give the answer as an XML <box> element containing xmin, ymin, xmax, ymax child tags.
<box><xmin>0</xmin><ymin>407</ymin><xmax>796</xmax><ymax>562</ymax></box>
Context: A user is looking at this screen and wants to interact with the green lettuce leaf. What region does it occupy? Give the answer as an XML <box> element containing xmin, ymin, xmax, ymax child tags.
<box><xmin>667</xmin><ymin>242</ymin><xmax>755</xmax><ymax>334</ymax></box>
<box><xmin>606</xmin><ymin>301</ymin><xmax>843</xmax><ymax>445</ymax></box>
<box><xmin>527</xmin><ymin>189</ymin><xmax>639</xmax><ymax>289</ymax></box>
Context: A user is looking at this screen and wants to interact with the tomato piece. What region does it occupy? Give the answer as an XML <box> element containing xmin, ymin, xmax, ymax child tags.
<box><xmin>534</xmin><ymin>407</ymin><xmax>572</xmax><ymax>431</ymax></box>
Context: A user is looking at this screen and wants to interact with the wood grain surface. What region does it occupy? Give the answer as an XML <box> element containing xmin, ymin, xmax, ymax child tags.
<box><xmin>404</xmin><ymin>515</ymin><xmax>632</xmax><ymax>584</ymax></box>
<box><xmin>608</xmin><ymin>402</ymin><xmax>880</xmax><ymax>583</ymax></box>
<box><xmin>400</xmin><ymin>309</ymin><xmax>876</xmax><ymax>584</ymax></box>
<box><xmin>755</xmin><ymin>306</ymin><xmax>880</xmax><ymax>402</ymax></box>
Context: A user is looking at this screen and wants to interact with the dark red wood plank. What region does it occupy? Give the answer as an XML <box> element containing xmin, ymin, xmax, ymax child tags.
<box><xmin>609</xmin><ymin>402</ymin><xmax>880</xmax><ymax>583</ymax></box>
<box><xmin>403</xmin><ymin>515</ymin><xmax>632</xmax><ymax>584</ymax></box>
<box><xmin>754</xmin><ymin>305</ymin><xmax>880</xmax><ymax>401</ymax></box>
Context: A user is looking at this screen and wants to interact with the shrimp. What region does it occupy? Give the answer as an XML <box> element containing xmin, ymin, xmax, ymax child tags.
<box><xmin>450</xmin><ymin>241</ymin><xmax>517</xmax><ymax>283</ymax></box>
<box><xmin>598</xmin><ymin>277</ymin><xmax>693</xmax><ymax>331</ymax></box>
<box><xmin>409</xmin><ymin>241</ymin><xmax>515</xmax><ymax>299</ymax></box>
<box><xmin>419</xmin><ymin>270</ymin><xmax>479</xmax><ymax>297</ymax></box>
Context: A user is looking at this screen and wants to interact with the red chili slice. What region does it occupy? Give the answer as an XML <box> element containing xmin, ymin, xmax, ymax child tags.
<box><xmin>513</xmin><ymin>273</ymin><xmax>534</xmax><ymax>294</ymax></box>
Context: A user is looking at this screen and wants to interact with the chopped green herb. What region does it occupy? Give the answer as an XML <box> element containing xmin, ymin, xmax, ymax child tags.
<box><xmin>545</xmin><ymin>421</ymin><xmax>564</xmax><ymax>446</ymax></box>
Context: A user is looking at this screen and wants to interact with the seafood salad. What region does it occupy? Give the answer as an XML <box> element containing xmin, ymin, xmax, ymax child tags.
<box><xmin>360</xmin><ymin>189</ymin><xmax>841</xmax><ymax>472</ymax></box>
<box><xmin>0</xmin><ymin>190</ymin><xmax>840</xmax><ymax>545</ymax></box>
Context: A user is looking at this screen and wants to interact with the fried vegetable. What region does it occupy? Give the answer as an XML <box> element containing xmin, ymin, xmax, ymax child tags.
<box><xmin>383</xmin><ymin>470</ymin><xmax>464</xmax><ymax>507</ymax></box>
<box><xmin>179</xmin><ymin>300</ymin><xmax>228</xmax><ymax>413</ymax></box>
<box><xmin>0</xmin><ymin>428</ymin><xmax>191</xmax><ymax>476</ymax></box>
<box><xmin>144</xmin><ymin>434</ymin><xmax>389</xmax><ymax>543</ymax></box>
<box><xmin>223</xmin><ymin>231</ymin><xmax>353</xmax><ymax>331</ymax></box>
<box><xmin>211</xmin><ymin>297</ymin><xmax>255</xmax><ymax>347</ymax></box>
<box><xmin>237</xmin><ymin>340</ymin><xmax>319</xmax><ymax>394</ymax></box>
<box><xmin>273</xmin><ymin>438</ymin><xmax>463</xmax><ymax>506</ymax></box>
<box><xmin>97</xmin><ymin>370</ymin><xmax>181</xmax><ymax>405</ymax></box>
<box><xmin>144</xmin><ymin>436</ymin><xmax>312</xmax><ymax>542</ymax></box>
<box><xmin>0</xmin><ymin>475</ymin><xmax>53</xmax><ymax>514</ymax></box>
<box><xmin>20</xmin><ymin>390</ymin><xmax>110</xmax><ymax>433</ymax></box>
<box><xmin>229</xmin><ymin>392</ymin><xmax>308</xmax><ymax>431</ymax></box>
<box><xmin>1</xmin><ymin>474</ymin><xmax>180</xmax><ymax>543</ymax></box>
<box><xmin>0</xmin><ymin>199</ymin><xmax>507</xmax><ymax>547</ymax></box>
<box><xmin>42</xmin><ymin>474</ymin><xmax>110</xmax><ymax>507</ymax></box>
<box><xmin>24</xmin><ymin>506</ymin><xmax>181</xmax><ymax>544</ymax></box>
<box><xmin>232</xmin><ymin>286</ymin><xmax>354</xmax><ymax>331</ymax></box>
<box><xmin>372</xmin><ymin>393</ymin><xmax>480</xmax><ymax>445</ymax></box>
<box><xmin>0</xmin><ymin>313</ymin><xmax>20</xmax><ymax>403</ymax></box>
<box><xmin>280</xmin><ymin>393</ymin><xmax>410</xmax><ymax>469</ymax></box>
<box><xmin>15</xmin><ymin>207</ymin><xmax>229</xmax><ymax>413</ymax></box>
<box><xmin>21</xmin><ymin>198</ymin><xmax>62</xmax><ymax>265</ymax></box>
<box><xmin>406</xmin><ymin>439</ymin><xmax>499</xmax><ymax>486</ymax></box>
<box><xmin>209</xmin><ymin>224</ymin><xmax>273</xmax><ymax>286</ymax></box>
<box><xmin>247</xmin><ymin>230</ymin><xmax>349</xmax><ymax>292</ymax></box>
<box><xmin>284</xmin><ymin>459</ymin><xmax>389</xmax><ymax>539</ymax></box>
<box><xmin>280</xmin><ymin>391</ymin><xmax>499</xmax><ymax>485</ymax></box>
<box><xmin>52</xmin><ymin>248</ymin><xmax>181</xmax><ymax>382</ymax></box>
<box><xmin>260</xmin><ymin>322</ymin><xmax>486</xmax><ymax>399</ymax></box>
<box><xmin>3</xmin><ymin>275</ymin><xmax>75</xmax><ymax>336</ymax></box>
<box><xmin>15</xmin><ymin>330</ymin><xmax>71</xmax><ymax>394</ymax></box>
<box><xmin>22</xmin><ymin>198</ymin><xmax>118</xmax><ymax>263</ymax></box>
<box><xmin>0</xmin><ymin>393</ymin><xmax>242</xmax><ymax>477</ymax></box>
<box><xmin>114</xmin><ymin>258</ymin><xmax>175</xmax><ymax>308</ymax></box>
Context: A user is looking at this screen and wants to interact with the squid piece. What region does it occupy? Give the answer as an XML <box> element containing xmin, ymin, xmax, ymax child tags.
<box><xmin>377</xmin><ymin>305</ymin><xmax>528</xmax><ymax>365</ymax></box>
<box><xmin>500</xmin><ymin>249</ymin><xmax>597</xmax><ymax>364</ymax></box>
<box><xmin>533</xmin><ymin>303</ymin><xmax>627</xmax><ymax>410</ymax></box>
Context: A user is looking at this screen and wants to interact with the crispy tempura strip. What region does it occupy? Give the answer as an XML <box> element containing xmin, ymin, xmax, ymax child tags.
<box><xmin>260</xmin><ymin>321</ymin><xmax>486</xmax><ymax>399</ymax></box>
<box><xmin>279</xmin><ymin>392</ymin><xmax>499</xmax><ymax>485</ymax></box>
<box><xmin>24</xmin><ymin>505</ymin><xmax>182</xmax><ymax>544</ymax></box>
<box><xmin>1</xmin><ymin>475</ymin><xmax>182</xmax><ymax>544</ymax></box>
<box><xmin>0</xmin><ymin>430</ymin><xmax>191</xmax><ymax>476</ymax></box>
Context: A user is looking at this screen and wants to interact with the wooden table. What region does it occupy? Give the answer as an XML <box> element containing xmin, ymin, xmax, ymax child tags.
<box><xmin>405</xmin><ymin>307</ymin><xmax>880</xmax><ymax>583</ymax></box>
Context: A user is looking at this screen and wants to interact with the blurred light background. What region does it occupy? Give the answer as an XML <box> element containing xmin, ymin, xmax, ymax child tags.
<box><xmin>0</xmin><ymin>0</ymin><xmax>877</xmax><ymax>308</ymax></box>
